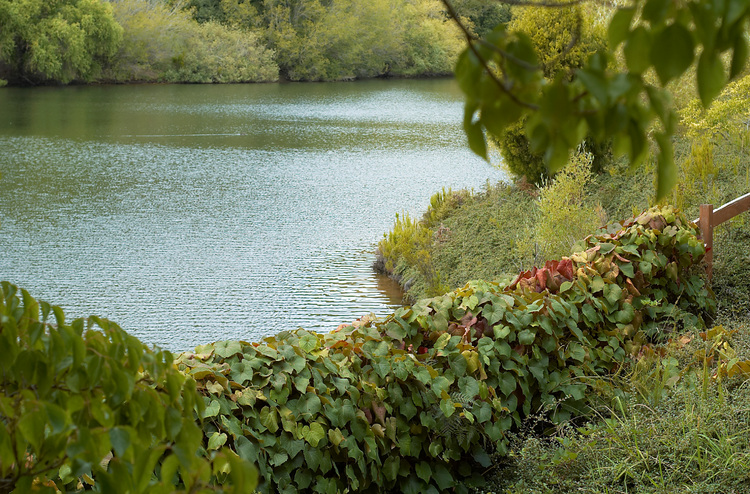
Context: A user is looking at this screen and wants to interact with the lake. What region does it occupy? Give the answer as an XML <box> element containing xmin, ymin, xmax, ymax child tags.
<box><xmin>0</xmin><ymin>79</ymin><xmax>506</xmax><ymax>351</ymax></box>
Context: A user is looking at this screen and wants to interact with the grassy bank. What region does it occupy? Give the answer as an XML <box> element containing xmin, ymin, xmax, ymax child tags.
<box><xmin>375</xmin><ymin>79</ymin><xmax>750</xmax><ymax>494</ymax></box>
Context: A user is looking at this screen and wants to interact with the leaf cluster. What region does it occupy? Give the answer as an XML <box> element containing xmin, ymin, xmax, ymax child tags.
<box><xmin>181</xmin><ymin>206</ymin><xmax>713</xmax><ymax>493</ymax></box>
<box><xmin>453</xmin><ymin>0</ymin><xmax>750</xmax><ymax>198</ymax></box>
<box><xmin>0</xmin><ymin>282</ymin><xmax>256</xmax><ymax>494</ymax></box>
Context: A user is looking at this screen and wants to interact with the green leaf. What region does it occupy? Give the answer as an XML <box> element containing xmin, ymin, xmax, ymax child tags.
<box><xmin>383</xmin><ymin>456</ymin><xmax>400</xmax><ymax>481</ymax></box>
<box><xmin>624</xmin><ymin>27</ymin><xmax>652</xmax><ymax>74</ymax></box>
<box><xmin>615</xmin><ymin>304</ymin><xmax>635</xmax><ymax>324</ymax></box>
<box><xmin>229</xmin><ymin>361</ymin><xmax>255</xmax><ymax>384</ymax></box>
<box><xmin>620</xmin><ymin>262</ymin><xmax>635</xmax><ymax>278</ymax></box>
<box><xmin>432</xmin><ymin>463</ymin><xmax>454</xmax><ymax>490</ymax></box>
<box><xmin>304</xmin><ymin>422</ymin><xmax>326</xmax><ymax>447</ymax></box>
<box><xmin>652</xmin><ymin>23</ymin><xmax>695</xmax><ymax>85</ymax></box>
<box><xmin>202</xmin><ymin>399</ymin><xmax>221</xmax><ymax>419</ymax></box>
<box><xmin>518</xmin><ymin>329</ymin><xmax>535</xmax><ymax>345</ymax></box>
<box><xmin>581</xmin><ymin>303</ymin><xmax>599</xmax><ymax>324</ymax></box>
<box><xmin>697</xmin><ymin>50</ymin><xmax>726</xmax><ymax>107</ymax></box>
<box><xmin>439</xmin><ymin>399</ymin><xmax>455</xmax><ymax>418</ymax></box>
<box><xmin>214</xmin><ymin>340</ymin><xmax>242</xmax><ymax>358</ymax></box>
<box><xmin>45</xmin><ymin>402</ymin><xmax>68</xmax><ymax>434</ymax></box>
<box><xmin>235</xmin><ymin>435</ymin><xmax>259</xmax><ymax>462</ymax></box>
<box><xmin>18</xmin><ymin>407</ymin><xmax>44</xmax><ymax>453</ymax></box>
<box><xmin>608</xmin><ymin>7</ymin><xmax>635</xmax><ymax>48</ymax></box>
<box><xmin>207</xmin><ymin>432</ymin><xmax>228</xmax><ymax>450</ymax></box>
<box><xmin>109</xmin><ymin>427</ymin><xmax>130</xmax><ymax>457</ymax></box>
<box><xmin>434</xmin><ymin>333</ymin><xmax>451</xmax><ymax>351</ymax></box>
<box><xmin>455</xmin><ymin>50</ymin><xmax>482</xmax><ymax>95</ymax></box>
<box><xmin>458</xmin><ymin>376</ymin><xmax>479</xmax><ymax>399</ymax></box>
<box><xmin>464</xmin><ymin>103</ymin><xmax>488</xmax><ymax>160</ymax></box>
<box><xmin>568</xmin><ymin>342</ymin><xmax>587</xmax><ymax>362</ymax></box>
<box><xmin>300</xmin><ymin>393</ymin><xmax>322</xmax><ymax>418</ymax></box>
<box><xmin>327</xmin><ymin>428</ymin><xmax>345</xmax><ymax>447</ymax></box>
<box><xmin>299</xmin><ymin>333</ymin><xmax>318</xmax><ymax>353</ymax></box>
<box><xmin>498</xmin><ymin>372</ymin><xmax>516</xmax><ymax>397</ymax></box>
<box><xmin>256</xmin><ymin>345</ymin><xmax>279</xmax><ymax>359</ymax></box>
<box><xmin>591</xmin><ymin>276</ymin><xmax>605</xmax><ymax>293</ymax></box>
<box><xmin>473</xmin><ymin>449</ymin><xmax>492</xmax><ymax>467</ymax></box>
<box><xmin>604</xmin><ymin>284</ymin><xmax>623</xmax><ymax>305</ymax></box>
<box><xmin>416</xmin><ymin>462</ymin><xmax>431</xmax><ymax>483</ymax></box>
<box><xmin>475</xmin><ymin>401</ymin><xmax>492</xmax><ymax>424</ymax></box>
<box><xmin>270</xmin><ymin>451</ymin><xmax>289</xmax><ymax>466</ymax></box>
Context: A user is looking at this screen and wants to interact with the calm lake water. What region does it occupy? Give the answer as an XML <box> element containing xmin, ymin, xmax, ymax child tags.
<box><xmin>0</xmin><ymin>79</ymin><xmax>505</xmax><ymax>351</ymax></box>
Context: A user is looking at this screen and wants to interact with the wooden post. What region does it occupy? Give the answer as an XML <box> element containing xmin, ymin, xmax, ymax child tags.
<box><xmin>698</xmin><ymin>204</ymin><xmax>714</xmax><ymax>283</ymax></box>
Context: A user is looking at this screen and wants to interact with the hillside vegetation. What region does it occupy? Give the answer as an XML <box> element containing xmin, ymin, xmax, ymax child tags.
<box><xmin>0</xmin><ymin>0</ymin><xmax>508</xmax><ymax>85</ymax></box>
<box><xmin>374</xmin><ymin>55</ymin><xmax>750</xmax><ymax>494</ymax></box>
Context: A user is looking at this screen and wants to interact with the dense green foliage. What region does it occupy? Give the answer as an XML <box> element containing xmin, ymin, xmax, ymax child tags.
<box><xmin>488</xmin><ymin>5</ymin><xmax>605</xmax><ymax>184</ymax></box>
<box><xmin>0</xmin><ymin>0</ymin><xmax>122</xmax><ymax>84</ymax></box>
<box><xmin>490</xmin><ymin>321</ymin><xmax>750</xmax><ymax>493</ymax></box>
<box><xmin>186</xmin><ymin>0</ymin><xmax>464</xmax><ymax>81</ymax></box>
<box><xmin>453</xmin><ymin>0</ymin><xmax>750</xmax><ymax>198</ymax></box>
<box><xmin>175</xmin><ymin>206</ymin><xmax>711</xmax><ymax>493</ymax></box>
<box><xmin>0</xmin><ymin>0</ymin><xmax>467</xmax><ymax>85</ymax></box>
<box><xmin>0</xmin><ymin>282</ymin><xmax>256</xmax><ymax>493</ymax></box>
<box><xmin>106</xmin><ymin>0</ymin><xmax>278</xmax><ymax>83</ymax></box>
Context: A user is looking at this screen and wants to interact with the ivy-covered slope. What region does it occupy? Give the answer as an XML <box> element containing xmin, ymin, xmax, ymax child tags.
<box><xmin>180</xmin><ymin>206</ymin><xmax>714</xmax><ymax>494</ymax></box>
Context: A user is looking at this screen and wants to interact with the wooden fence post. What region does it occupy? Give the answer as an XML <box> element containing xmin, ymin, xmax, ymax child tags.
<box><xmin>698</xmin><ymin>204</ymin><xmax>714</xmax><ymax>283</ymax></box>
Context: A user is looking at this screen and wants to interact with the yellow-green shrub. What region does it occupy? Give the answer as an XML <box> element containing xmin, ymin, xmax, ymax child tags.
<box><xmin>106</xmin><ymin>0</ymin><xmax>277</xmax><ymax>83</ymax></box>
<box><xmin>496</xmin><ymin>5</ymin><xmax>608</xmax><ymax>184</ymax></box>
<box><xmin>534</xmin><ymin>152</ymin><xmax>606</xmax><ymax>261</ymax></box>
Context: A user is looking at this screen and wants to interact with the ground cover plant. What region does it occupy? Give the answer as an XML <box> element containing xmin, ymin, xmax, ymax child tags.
<box><xmin>177</xmin><ymin>206</ymin><xmax>713</xmax><ymax>493</ymax></box>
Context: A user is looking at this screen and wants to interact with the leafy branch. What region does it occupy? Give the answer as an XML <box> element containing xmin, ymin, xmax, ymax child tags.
<box><xmin>448</xmin><ymin>0</ymin><xmax>750</xmax><ymax>198</ymax></box>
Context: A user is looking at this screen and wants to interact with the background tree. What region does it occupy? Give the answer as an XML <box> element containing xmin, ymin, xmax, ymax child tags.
<box><xmin>174</xmin><ymin>0</ymin><xmax>464</xmax><ymax>81</ymax></box>
<box><xmin>0</xmin><ymin>0</ymin><xmax>123</xmax><ymax>84</ymax></box>
<box><xmin>448</xmin><ymin>0</ymin><xmax>750</xmax><ymax>198</ymax></box>
<box><xmin>106</xmin><ymin>0</ymin><xmax>278</xmax><ymax>83</ymax></box>
<box><xmin>494</xmin><ymin>5</ymin><xmax>606</xmax><ymax>184</ymax></box>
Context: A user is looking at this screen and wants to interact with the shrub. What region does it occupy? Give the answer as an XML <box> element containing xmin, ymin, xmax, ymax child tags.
<box><xmin>180</xmin><ymin>206</ymin><xmax>713</xmax><ymax>493</ymax></box>
<box><xmin>107</xmin><ymin>0</ymin><xmax>278</xmax><ymax>83</ymax></box>
<box><xmin>495</xmin><ymin>119</ymin><xmax>548</xmax><ymax>185</ymax></box>
<box><xmin>495</xmin><ymin>5</ymin><xmax>608</xmax><ymax>184</ymax></box>
<box><xmin>0</xmin><ymin>282</ymin><xmax>256</xmax><ymax>493</ymax></box>
<box><xmin>532</xmin><ymin>152</ymin><xmax>606</xmax><ymax>262</ymax></box>
<box><xmin>374</xmin><ymin>190</ymin><xmax>462</xmax><ymax>300</ymax></box>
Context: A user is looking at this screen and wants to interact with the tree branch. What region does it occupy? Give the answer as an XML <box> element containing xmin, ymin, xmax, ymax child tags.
<box><xmin>441</xmin><ymin>0</ymin><xmax>539</xmax><ymax>110</ymax></box>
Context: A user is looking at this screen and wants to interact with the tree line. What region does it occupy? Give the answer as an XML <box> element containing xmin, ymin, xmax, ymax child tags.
<box><xmin>0</xmin><ymin>0</ymin><xmax>509</xmax><ymax>85</ymax></box>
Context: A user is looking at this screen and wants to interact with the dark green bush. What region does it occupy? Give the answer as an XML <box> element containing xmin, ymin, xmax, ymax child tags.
<box><xmin>181</xmin><ymin>206</ymin><xmax>713</xmax><ymax>493</ymax></box>
<box><xmin>495</xmin><ymin>119</ymin><xmax>547</xmax><ymax>185</ymax></box>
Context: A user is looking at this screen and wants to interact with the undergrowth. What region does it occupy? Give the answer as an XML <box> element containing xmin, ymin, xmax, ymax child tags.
<box><xmin>377</xmin><ymin>77</ymin><xmax>750</xmax><ymax>494</ymax></box>
<box><xmin>478</xmin><ymin>318</ymin><xmax>750</xmax><ymax>494</ymax></box>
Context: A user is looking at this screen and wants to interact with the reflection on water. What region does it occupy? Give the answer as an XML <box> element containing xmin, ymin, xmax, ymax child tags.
<box><xmin>374</xmin><ymin>273</ymin><xmax>407</xmax><ymax>306</ymax></box>
<box><xmin>0</xmin><ymin>79</ymin><xmax>505</xmax><ymax>351</ymax></box>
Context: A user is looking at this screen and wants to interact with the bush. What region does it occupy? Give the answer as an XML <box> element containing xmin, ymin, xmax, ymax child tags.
<box><xmin>0</xmin><ymin>0</ymin><xmax>123</xmax><ymax>84</ymax></box>
<box><xmin>495</xmin><ymin>5</ymin><xmax>608</xmax><ymax>184</ymax></box>
<box><xmin>179</xmin><ymin>206</ymin><xmax>713</xmax><ymax>493</ymax></box>
<box><xmin>374</xmin><ymin>190</ymin><xmax>463</xmax><ymax>300</ymax></box>
<box><xmin>531</xmin><ymin>152</ymin><xmax>606</xmax><ymax>262</ymax></box>
<box><xmin>0</xmin><ymin>282</ymin><xmax>255</xmax><ymax>493</ymax></box>
<box><xmin>106</xmin><ymin>0</ymin><xmax>277</xmax><ymax>83</ymax></box>
<box><xmin>495</xmin><ymin>119</ymin><xmax>548</xmax><ymax>185</ymax></box>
